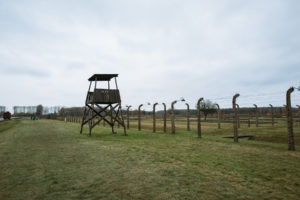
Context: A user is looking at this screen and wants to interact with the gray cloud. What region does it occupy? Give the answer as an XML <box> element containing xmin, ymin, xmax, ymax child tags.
<box><xmin>2</xmin><ymin>65</ymin><xmax>49</xmax><ymax>77</ymax></box>
<box><xmin>0</xmin><ymin>0</ymin><xmax>299</xmax><ymax>111</ymax></box>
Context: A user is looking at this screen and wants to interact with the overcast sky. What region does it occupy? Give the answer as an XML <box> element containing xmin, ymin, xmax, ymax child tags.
<box><xmin>1</xmin><ymin>0</ymin><xmax>300</xmax><ymax>111</ymax></box>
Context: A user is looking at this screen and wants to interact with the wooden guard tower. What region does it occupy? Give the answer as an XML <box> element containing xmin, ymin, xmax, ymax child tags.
<box><xmin>80</xmin><ymin>74</ymin><xmax>127</xmax><ymax>136</ymax></box>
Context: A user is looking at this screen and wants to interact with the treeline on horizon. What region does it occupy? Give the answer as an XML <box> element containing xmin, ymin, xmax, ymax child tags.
<box><xmin>8</xmin><ymin>105</ymin><xmax>298</xmax><ymax>118</ymax></box>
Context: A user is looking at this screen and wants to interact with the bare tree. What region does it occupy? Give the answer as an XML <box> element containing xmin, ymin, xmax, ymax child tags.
<box><xmin>59</xmin><ymin>107</ymin><xmax>65</xmax><ymax>116</ymax></box>
<box><xmin>196</xmin><ymin>99</ymin><xmax>217</xmax><ymax>120</ymax></box>
<box><xmin>36</xmin><ymin>105</ymin><xmax>43</xmax><ymax>118</ymax></box>
<box><xmin>0</xmin><ymin>106</ymin><xmax>5</xmax><ymax>115</ymax></box>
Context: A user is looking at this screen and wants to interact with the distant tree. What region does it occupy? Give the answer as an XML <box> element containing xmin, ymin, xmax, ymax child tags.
<box><xmin>36</xmin><ymin>104</ymin><xmax>43</xmax><ymax>117</ymax></box>
<box><xmin>196</xmin><ymin>99</ymin><xmax>217</xmax><ymax>120</ymax></box>
<box><xmin>59</xmin><ymin>107</ymin><xmax>65</xmax><ymax>116</ymax></box>
<box><xmin>3</xmin><ymin>112</ymin><xmax>11</xmax><ymax>120</ymax></box>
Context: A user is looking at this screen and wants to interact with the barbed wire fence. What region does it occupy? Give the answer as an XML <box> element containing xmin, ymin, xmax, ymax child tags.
<box><xmin>5</xmin><ymin>87</ymin><xmax>300</xmax><ymax>150</ymax></box>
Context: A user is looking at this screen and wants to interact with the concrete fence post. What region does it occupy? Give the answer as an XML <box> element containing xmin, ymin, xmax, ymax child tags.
<box><xmin>197</xmin><ymin>98</ymin><xmax>204</xmax><ymax>138</ymax></box>
<box><xmin>233</xmin><ymin>94</ymin><xmax>240</xmax><ymax>142</ymax></box>
<box><xmin>171</xmin><ymin>101</ymin><xmax>177</xmax><ymax>134</ymax></box>
<box><xmin>162</xmin><ymin>103</ymin><xmax>167</xmax><ymax>133</ymax></box>
<box><xmin>236</xmin><ymin>104</ymin><xmax>240</xmax><ymax>128</ymax></box>
<box><xmin>153</xmin><ymin>103</ymin><xmax>158</xmax><ymax>133</ymax></box>
<box><xmin>286</xmin><ymin>87</ymin><xmax>295</xmax><ymax>151</ymax></box>
<box><xmin>185</xmin><ymin>103</ymin><xmax>190</xmax><ymax>131</ymax></box>
<box><xmin>138</xmin><ymin>104</ymin><xmax>143</xmax><ymax>131</ymax></box>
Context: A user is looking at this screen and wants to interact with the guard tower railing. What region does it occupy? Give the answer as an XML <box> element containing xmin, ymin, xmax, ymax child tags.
<box><xmin>87</xmin><ymin>89</ymin><xmax>121</xmax><ymax>104</ymax></box>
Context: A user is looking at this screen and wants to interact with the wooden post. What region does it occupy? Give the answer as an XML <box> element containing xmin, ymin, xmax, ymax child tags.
<box><xmin>286</xmin><ymin>87</ymin><xmax>295</xmax><ymax>151</ymax></box>
<box><xmin>232</xmin><ymin>94</ymin><xmax>240</xmax><ymax>142</ymax></box>
<box><xmin>236</xmin><ymin>104</ymin><xmax>240</xmax><ymax>128</ymax></box>
<box><xmin>171</xmin><ymin>101</ymin><xmax>177</xmax><ymax>134</ymax></box>
<box><xmin>185</xmin><ymin>103</ymin><xmax>190</xmax><ymax>131</ymax></box>
<box><xmin>126</xmin><ymin>105</ymin><xmax>131</xmax><ymax>129</ymax></box>
<box><xmin>215</xmin><ymin>104</ymin><xmax>221</xmax><ymax>129</ymax></box>
<box><xmin>253</xmin><ymin>104</ymin><xmax>258</xmax><ymax>127</ymax></box>
<box><xmin>138</xmin><ymin>104</ymin><xmax>143</xmax><ymax>131</ymax></box>
<box><xmin>269</xmin><ymin>104</ymin><xmax>274</xmax><ymax>126</ymax></box>
<box><xmin>162</xmin><ymin>103</ymin><xmax>167</xmax><ymax>133</ymax></box>
<box><xmin>153</xmin><ymin>103</ymin><xmax>158</xmax><ymax>133</ymax></box>
<box><xmin>197</xmin><ymin>98</ymin><xmax>204</xmax><ymax>138</ymax></box>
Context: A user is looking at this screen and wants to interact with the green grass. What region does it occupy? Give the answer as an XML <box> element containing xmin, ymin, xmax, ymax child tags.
<box><xmin>0</xmin><ymin>119</ymin><xmax>21</xmax><ymax>132</ymax></box>
<box><xmin>0</xmin><ymin>119</ymin><xmax>299</xmax><ymax>200</ymax></box>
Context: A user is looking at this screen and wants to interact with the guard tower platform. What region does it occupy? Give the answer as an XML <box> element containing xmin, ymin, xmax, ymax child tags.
<box><xmin>80</xmin><ymin>74</ymin><xmax>127</xmax><ymax>136</ymax></box>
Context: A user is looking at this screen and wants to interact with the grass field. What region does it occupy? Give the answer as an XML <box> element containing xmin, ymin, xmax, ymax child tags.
<box><xmin>0</xmin><ymin>119</ymin><xmax>299</xmax><ymax>200</ymax></box>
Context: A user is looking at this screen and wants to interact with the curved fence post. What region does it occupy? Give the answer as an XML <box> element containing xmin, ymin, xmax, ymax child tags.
<box><xmin>269</xmin><ymin>104</ymin><xmax>274</xmax><ymax>126</ymax></box>
<box><xmin>153</xmin><ymin>103</ymin><xmax>158</xmax><ymax>133</ymax></box>
<box><xmin>233</xmin><ymin>94</ymin><xmax>240</xmax><ymax>142</ymax></box>
<box><xmin>215</xmin><ymin>104</ymin><xmax>221</xmax><ymax>129</ymax></box>
<box><xmin>286</xmin><ymin>87</ymin><xmax>295</xmax><ymax>151</ymax></box>
<box><xmin>253</xmin><ymin>104</ymin><xmax>258</xmax><ymax>127</ymax></box>
<box><xmin>138</xmin><ymin>104</ymin><xmax>143</xmax><ymax>131</ymax></box>
<box><xmin>162</xmin><ymin>103</ymin><xmax>167</xmax><ymax>133</ymax></box>
<box><xmin>197</xmin><ymin>98</ymin><xmax>204</xmax><ymax>138</ymax></box>
<box><xmin>126</xmin><ymin>105</ymin><xmax>131</xmax><ymax>129</ymax></box>
<box><xmin>236</xmin><ymin>104</ymin><xmax>240</xmax><ymax>128</ymax></box>
<box><xmin>185</xmin><ymin>103</ymin><xmax>190</xmax><ymax>131</ymax></box>
<box><xmin>171</xmin><ymin>101</ymin><xmax>177</xmax><ymax>134</ymax></box>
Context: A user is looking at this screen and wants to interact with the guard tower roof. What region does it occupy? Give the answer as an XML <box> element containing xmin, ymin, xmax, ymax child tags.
<box><xmin>88</xmin><ymin>74</ymin><xmax>118</xmax><ymax>81</ymax></box>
